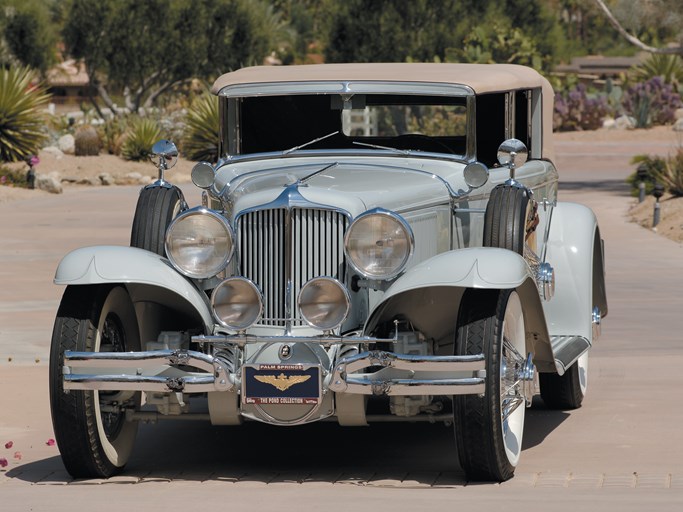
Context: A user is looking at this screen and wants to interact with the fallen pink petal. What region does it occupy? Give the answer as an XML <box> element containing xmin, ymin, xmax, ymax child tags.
<box><xmin>13</xmin><ymin>452</ymin><xmax>21</xmax><ymax>460</ymax></box>
<box><xmin>0</xmin><ymin>458</ymin><xmax>7</xmax><ymax>468</ymax></box>
<box><xmin>4</xmin><ymin>441</ymin><xmax>13</xmax><ymax>449</ymax></box>
<box><xmin>46</xmin><ymin>438</ymin><xmax>55</xmax><ymax>446</ymax></box>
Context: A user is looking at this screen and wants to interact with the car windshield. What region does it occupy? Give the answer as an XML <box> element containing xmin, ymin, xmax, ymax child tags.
<box><xmin>237</xmin><ymin>94</ymin><xmax>467</xmax><ymax>156</ymax></box>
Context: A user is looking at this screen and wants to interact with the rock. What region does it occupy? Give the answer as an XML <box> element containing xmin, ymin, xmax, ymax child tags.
<box><xmin>35</xmin><ymin>173</ymin><xmax>63</xmax><ymax>194</ymax></box>
<box><xmin>99</xmin><ymin>173</ymin><xmax>114</xmax><ymax>186</ymax></box>
<box><xmin>673</xmin><ymin>118</ymin><xmax>683</xmax><ymax>132</ymax></box>
<box><xmin>675</xmin><ymin>108</ymin><xmax>683</xmax><ymax>121</ymax></box>
<box><xmin>42</xmin><ymin>146</ymin><xmax>64</xmax><ymax>159</ymax></box>
<box><xmin>602</xmin><ymin>117</ymin><xmax>616</xmax><ymax>129</ymax></box>
<box><xmin>77</xmin><ymin>177</ymin><xmax>100</xmax><ymax>186</ymax></box>
<box><xmin>125</xmin><ymin>172</ymin><xmax>143</xmax><ymax>182</ymax></box>
<box><xmin>614</xmin><ymin>115</ymin><xmax>636</xmax><ymax>130</ymax></box>
<box><xmin>58</xmin><ymin>134</ymin><xmax>75</xmax><ymax>155</ymax></box>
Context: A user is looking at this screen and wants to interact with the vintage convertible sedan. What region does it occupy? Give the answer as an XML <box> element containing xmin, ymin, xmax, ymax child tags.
<box><xmin>49</xmin><ymin>63</ymin><xmax>607</xmax><ymax>482</ymax></box>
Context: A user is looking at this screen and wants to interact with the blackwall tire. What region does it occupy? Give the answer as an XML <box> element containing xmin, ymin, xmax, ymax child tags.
<box><xmin>130</xmin><ymin>185</ymin><xmax>183</xmax><ymax>256</ymax></box>
<box><xmin>483</xmin><ymin>184</ymin><xmax>532</xmax><ymax>255</ymax></box>
<box><xmin>453</xmin><ymin>289</ymin><xmax>527</xmax><ymax>482</ymax></box>
<box><xmin>540</xmin><ymin>352</ymin><xmax>588</xmax><ymax>410</ymax></box>
<box><xmin>49</xmin><ymin>285</ymin><xmax>140</xmax><ymax>478</ymax></box>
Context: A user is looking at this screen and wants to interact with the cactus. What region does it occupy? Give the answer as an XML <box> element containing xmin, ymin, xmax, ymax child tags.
<box><xmin>74</xmin><ymin>125</ymin><xmax>101</xmax><ymax>156</ymax></box>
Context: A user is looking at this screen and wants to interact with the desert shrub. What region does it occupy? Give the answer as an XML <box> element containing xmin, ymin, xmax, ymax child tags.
<box><xmin>652</xmin><ymin>149</ymin><xmax>683</xmax><ymax>197</ymax></box>
<box><xmin>0</xmin><ymin>165</ymin><xmax>29</xmax><ymax>188</ymax></box>
<box><xmin>121</xmin><ymin>118</ymin><xmax>161</xmax><ymax>161</ymax></box>
<box><xmin>98</xmin><ymin>116</ymin><xmax>130</xmax><ymax>155</ymax></box>
<box><xmin>627</xmin><ymin>154</ymin><xmax>665</xmax><ymax>197</ymax></box>
<box><xmin>553</xmin><ymin>83</ymin><xmax>609</xmax><ymax>131</ymax></box>
<box><xmin>0</xmin><ymin>66</ymin><xmax>50</xmax><ymax>162</ymax></box>
<box><xmin>621</xmin><ymin>77</ymin><xmax>683</xmax><ymax>128</ymax></box>
<box><xmin>630</xmin><ymin>54</ymin><xmax>683</xmax><ymax>91</ymax></box>
<box><xmin>74</xmin><ymin>125</ymin><xmax>101</xmax><ymax>156</ymax></box>
<box><xmin>182</xmin><ymin>94</ymin><xmax>219</xmax><ymax>162</ymax></box>
<box><xmin>628</xmin><ymin>150</ymin><xmax>683</xmax><ymax>197</ymax></box>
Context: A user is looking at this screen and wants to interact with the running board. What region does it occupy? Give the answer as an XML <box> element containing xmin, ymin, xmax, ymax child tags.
<box><xmin>551</xmin><ymin>335</ymin><xmax>590</xmax><ymax>376</ymax></box>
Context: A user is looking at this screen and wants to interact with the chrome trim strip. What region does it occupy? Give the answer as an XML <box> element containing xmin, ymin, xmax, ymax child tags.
<box><xmin>219</xmin><ymin>81</ymin><xmax>474</xmax><ymax>98</ymax></box>
<box><xmin>193</xmin><ymin>333</ymin><xmax>395</xmax><ymax>348</ymax></box>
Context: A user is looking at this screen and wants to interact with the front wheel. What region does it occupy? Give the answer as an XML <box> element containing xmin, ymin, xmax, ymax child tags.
<box><xmin>453</xmin><ymin>289</ymin><xmax>529</xmax><ymax>482</ymax></box>
<box><xmin>49</xmin><ymin>285</ymin><xmax>141</xmax><ymax>478</ymax></box>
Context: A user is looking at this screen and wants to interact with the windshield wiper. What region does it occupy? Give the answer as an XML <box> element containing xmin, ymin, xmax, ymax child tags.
<box><xmin>298</xmin><ymin>162</ymin><xmax>339</xmax><ymax>185</ymax></box>
<box><xmin>282</xmin><ymin>131</ymin><xmax>340</xmax><ymax>155</ymax></box>
<box><xmin>352</xmin><ymin>141</ymin><xmax>411</xmax><ymax>155</ymax></box>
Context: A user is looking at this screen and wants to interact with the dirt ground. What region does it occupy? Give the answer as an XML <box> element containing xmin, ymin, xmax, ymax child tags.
<box><xmin>2</xmin><ymin>126</ymin><xmax>683</xmax><ymax>242</ymax></box>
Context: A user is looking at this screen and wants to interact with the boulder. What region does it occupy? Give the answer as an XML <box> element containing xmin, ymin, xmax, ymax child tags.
<box><xmin>674</xmin><ymin>108</ymin><xmax>683</xmax><ymax>121</ymax></box>
<box><xmin>614</xmin><ymin>115</ymin><xmax>636</xmax><ymax>130</ymax></box>
<box><xmin>36</xmin><ymin>173</ymin><xmax>63</xmax><ymax>194</ymax></box>
<box><xmin>99</xmin><ymin>173</ymin><xmax>115</xmax><ymax>186</ymax></box>
<box><xmin>58</xmin><ymin>134</ymin><xmax>75</xmax><ymax>155</ymax></box>
<box><xmin>42</xmin><ymin>146</ymin><xmax>64</xmax><ymax>159</ymax></box>
<box><xmin>673</xmin><ymin>118</ymin><xmax>683</xmax><ymax>132</ymax></box>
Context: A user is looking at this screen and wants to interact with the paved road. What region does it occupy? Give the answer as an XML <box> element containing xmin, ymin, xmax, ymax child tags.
<box><xmin>1</xmin><ymin>139</ymin><xmax>682</xmax><ymax>510</ymax></box>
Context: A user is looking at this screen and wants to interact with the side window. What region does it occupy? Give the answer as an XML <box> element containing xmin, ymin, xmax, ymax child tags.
<box><xmin>475</xmin><ymin>93</ymin><xmax>506</xmax><ymax>167</ymax></box>
<box><xmin>514</xmin><ymin>90</ymin><xmax>531</xmax><ymax>152</ymax></box>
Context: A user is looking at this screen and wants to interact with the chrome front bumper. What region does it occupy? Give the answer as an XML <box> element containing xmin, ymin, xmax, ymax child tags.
<box><xmin>63</xmin><ymin>339</ymin><xmax>486</xmax><ymax>397</ymax></box>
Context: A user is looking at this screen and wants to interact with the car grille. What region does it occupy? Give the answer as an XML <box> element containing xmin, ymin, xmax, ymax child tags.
<box><xmin>237</xmin><ymin>208</ymin><xmax>349</xmax><ymax>326</ymax></box>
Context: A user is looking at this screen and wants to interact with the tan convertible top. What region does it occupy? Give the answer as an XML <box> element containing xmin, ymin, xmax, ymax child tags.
<box><xmin>212</xmin><ymin>63</ymin><xmax>555</xmax><ymax>160</ymax></box>
<box><xmin>211</xmin><ymin>63</ymin><xmax>549</xmax><ymax>95</ymax></box>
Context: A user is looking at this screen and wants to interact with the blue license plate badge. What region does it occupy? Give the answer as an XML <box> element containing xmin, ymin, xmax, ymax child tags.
<box><xmin>242</xmin><ymin>364</ymin><xmax>321</xmax><ymax>405</ymax></box>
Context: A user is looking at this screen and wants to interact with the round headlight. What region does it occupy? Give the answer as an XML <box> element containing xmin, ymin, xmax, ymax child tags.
<box><xmin>212</xmin><ymin>278</ymin><xmax>263</xmax><ymax>331</ymax></box>
<box><xmin>298</xmin><ymin>277</ymin><xmax>350</xmax><ymax>331</ymax></box>
<box><xmin>344</xmin><ymin>209</ymin><xmax>414</xmax><ymax>279</ymax></box>
<box><xmin>165</xmin><ymin>207</ymin><xmax>234</xmax><ymax>279</ymax></box>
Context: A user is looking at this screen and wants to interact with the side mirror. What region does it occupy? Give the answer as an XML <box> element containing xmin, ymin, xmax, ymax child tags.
<box><xmin>497</xmin><ymin>138</ymin><xmax>528</xmax><ymax>181</ymax></box>
<box><xmin>463</xmin><ymin>161</ymin><xmax>489</xmax><ymax>189</ymax></box>
<box><xmin>149</xmin><ymin>139</ymin><xmax>178</xmax><ymax>184</ymax></box>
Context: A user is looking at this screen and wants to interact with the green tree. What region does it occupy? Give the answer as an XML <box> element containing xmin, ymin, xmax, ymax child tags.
<box><xmin>321</xmin><ymin>0</ymin><xmax>563</xmax><ymax>69</ymax></box>
<box><xmin>0</xmin><ymin>0</ymin><xmax>58</xmax><ymax>73</ymax></box>
<box><xmin>62</xmin><ymin>0</ymin><xmax>280</xmax><ymax>115</ymax></box>
<box><xmin>592</xmin><ymin>0</ymin><xmax>682</xmax><ymax>56</ymax></box>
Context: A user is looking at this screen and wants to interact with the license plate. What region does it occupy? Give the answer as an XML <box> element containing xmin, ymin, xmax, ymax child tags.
<box><xmin>242</xmin><ymin>364</ymin><xmax>320</xmax><ymax>405</ymax></box>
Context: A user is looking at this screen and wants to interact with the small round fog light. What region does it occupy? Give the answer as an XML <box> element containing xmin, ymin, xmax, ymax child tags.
<box><xmin>211</xmin><ymin>278</ymin><xmax>263</xmax><ymax>331</ymax></box>
<box><xmin>298</xmin><ymin>277</ymin><xmax>350</xmax><ymax>331</ymax></box>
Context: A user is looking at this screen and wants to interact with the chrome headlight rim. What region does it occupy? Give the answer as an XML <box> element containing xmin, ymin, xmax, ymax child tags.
<box><xmin>297</xmin><ymin>277</ymin><xmax>351</xmax><ymax>332</ymax></box>
<box><xmin>344</xmin><ymin>208</ymin><xmax>414</xmax><ymax>280</ymax></box>
<box><xmin>211</xmin><ymin>277</ymin><xmax>263</xmax><ymax>331</ymax></box>
<box><xmin>165</xmin><ymin>206</ymin><xmax>235</xmax><ymax>280</ymax></box>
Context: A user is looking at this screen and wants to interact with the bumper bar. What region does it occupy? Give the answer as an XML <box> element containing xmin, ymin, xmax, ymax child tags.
<box><xmin>63</xmin><ymin>349</ymin><xmax>233</xmax><ymax>393</ymax></box>
<box><xmin>63</xmin><ymin>348</ymin><xmax>487</xmax><ymax>397</ymax></box>
<box><xmin>328</xmin><ymin>350</ymin><xmax>486</xmax><ymax>396</ymax></box>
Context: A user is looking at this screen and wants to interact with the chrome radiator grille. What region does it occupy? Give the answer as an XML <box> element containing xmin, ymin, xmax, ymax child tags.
<box><xmin>237</xmin><ymin>208</ymin><xmax>349</xmax><ymax>326</ymax></box>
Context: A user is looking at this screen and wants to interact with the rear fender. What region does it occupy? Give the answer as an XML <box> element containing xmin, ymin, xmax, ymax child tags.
<box><xmin>55</xmin><ymin>246</ymin><xmax>214</xmax><ymax>333</ymax></box>
<box><xmin>364</xmin><ymin>248</ymin><xmax>556</xmax><ymax>372</ymax></box>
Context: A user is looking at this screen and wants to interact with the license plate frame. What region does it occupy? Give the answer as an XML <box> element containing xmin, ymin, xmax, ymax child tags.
<box><xmin>242</xmin><ymin>364</ymin><xmax>321</xmax><ymax>405</ymax></box>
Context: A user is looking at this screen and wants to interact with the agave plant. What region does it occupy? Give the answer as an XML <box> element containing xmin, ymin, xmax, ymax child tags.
<box><xmin>121</xmin><ymin>117</ymin><xmax>162</xmax><ymax>161</ymax></box>
<box><xmin>0</xmin><ymin>66</ymin><xmax>50</xmax><ymax>162</ymax></box>
<box><xmin>631</xmin><ymin>54</ymin><xmax>683</xmax><ymax>90</ymax></box>
<box><xmin>183</xmin><ymin>94</ymin><xmax>219</xmax><ymax>162</ymax></box>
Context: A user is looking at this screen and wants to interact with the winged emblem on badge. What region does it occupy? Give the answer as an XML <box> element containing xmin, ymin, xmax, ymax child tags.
<box><xmin>255</xmin><ymin>373</ymin><xmax>311</xmax><ymax>392</ymax></box>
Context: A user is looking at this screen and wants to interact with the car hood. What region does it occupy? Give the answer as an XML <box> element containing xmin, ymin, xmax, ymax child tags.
<box><xmin>213</xmin><ymin>156</ymin><xmax>467</xmax><ymax>219</ymax></box>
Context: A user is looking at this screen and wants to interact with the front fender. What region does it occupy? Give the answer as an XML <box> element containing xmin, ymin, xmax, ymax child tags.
<box><xmin>364</xmin><ymin>248</ymin><xmax>555</xmax><ymax>372</ymax></box>
<box><xmin>55</xmin><ymin>246</ymin><xmax>214</xmax><ymax>331</ymax></box>
<box><xmin>544</xmin><ymin>202</ymin><xmax>607</xmax><ymax>342</ymax></box>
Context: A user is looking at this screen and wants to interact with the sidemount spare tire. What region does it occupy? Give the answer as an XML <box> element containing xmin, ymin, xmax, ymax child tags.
<box><xmin>130</xmin><ymin>185</ymin><xmax>184</xmax><ymax>256</ymax></box>
<box><xmin>483</xmin><ymin>184</ymin><xmax>533</xmax><ymax>255</ymax></box>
